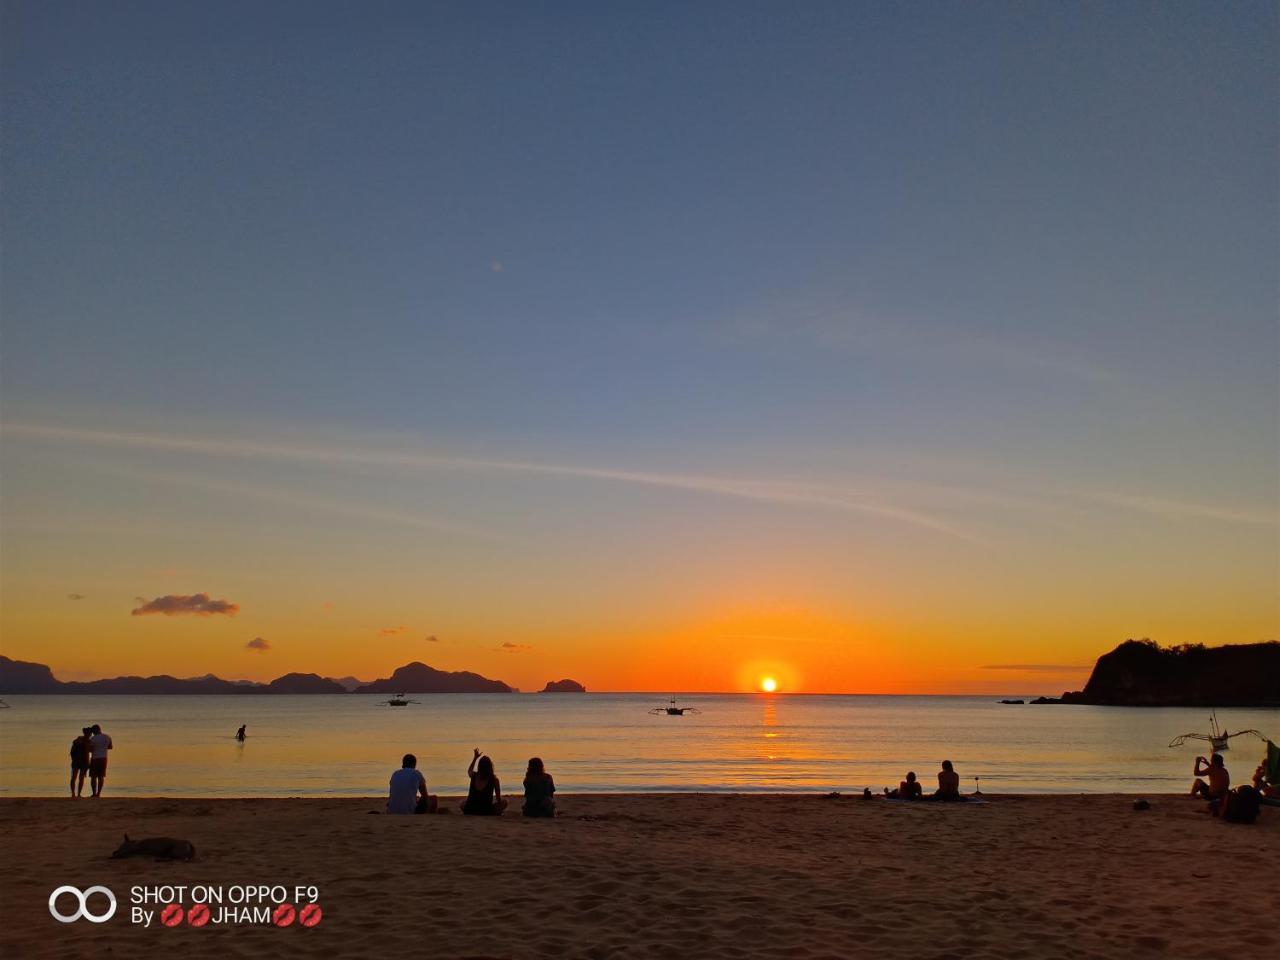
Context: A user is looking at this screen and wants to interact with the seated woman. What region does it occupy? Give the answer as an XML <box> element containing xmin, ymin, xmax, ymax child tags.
<box><xmin>933</xmin><ymin>760</ymin><xmax>961</xmax><ymax>800</ymax></box>
<box><xmin>884</xmin><ymin>771</ymin><xmax>923</xmax><ymax>800</ymax></box>
<box><xmin>522</xmin><ymin>757</ymin><xmax>557</xmax><ymax>817</ymax></box>
<box><xmin>1190</xmin><ymin>754</ymin><xmax>1230</xmax><ymax>814</ymax></box>
<box><xmin>461</xmin><ymin>749</ymin><xmax>508</xmax><ymax>816</ymax></box>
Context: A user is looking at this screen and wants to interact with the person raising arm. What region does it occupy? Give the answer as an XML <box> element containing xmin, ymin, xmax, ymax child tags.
<box><xmin>1190</xmin><ymin>754</ymin><xmax>1230</xmax><ymax>814</ymax></box>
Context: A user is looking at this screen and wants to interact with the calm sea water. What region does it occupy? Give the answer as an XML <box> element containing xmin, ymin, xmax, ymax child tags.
<box><xmin>0</xmin><ymin>694</ymin><xmax>1275</xmax><ymax>797</ymax></box>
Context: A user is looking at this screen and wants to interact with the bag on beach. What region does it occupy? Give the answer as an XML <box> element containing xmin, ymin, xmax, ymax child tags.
<box><xmin>1222</xmin><ymin>786</ymin><xmax>1260</xmax><ymax>824</ymax></box>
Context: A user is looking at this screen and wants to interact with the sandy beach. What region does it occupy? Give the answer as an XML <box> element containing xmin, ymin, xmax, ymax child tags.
<box><xmin>0</xmin><ymin>794</ymin><xmax>1274</xmax><ymax>959</ymax></box>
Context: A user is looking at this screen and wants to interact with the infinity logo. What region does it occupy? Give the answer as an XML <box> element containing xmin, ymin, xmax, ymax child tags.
<box><xmin>48</xmin><ymin>885</ymin><xmax>118</xmax><ymax>923</ymax></box>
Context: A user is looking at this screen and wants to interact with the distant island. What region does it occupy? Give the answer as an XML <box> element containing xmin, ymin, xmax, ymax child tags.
<box><xmin>541</xmin><ymin>679</ymin><xmax>586</xmax><ymax>693</ymax></box>
<box><xmin>354</xmin><ymin>661</ymin><xmax>512</xmax><ymax>694</ymax></box>
<box><xmin>1042</xmin><ymin>639</ymin><xmax>1280</xmax><ymax>707</ymax></box>
<box><xmin>0</xmin><ymin>656</ymin><xmax>512</xmax><ymax>695</ymax></box>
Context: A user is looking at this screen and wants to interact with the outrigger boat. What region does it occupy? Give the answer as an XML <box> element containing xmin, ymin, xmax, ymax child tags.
<box><xmin>1169</xmin><ymin>711</ymin><xmax>1266</xmax><ymax>753</ymax></box>
<box><xmin>382</xmin><ymin>693</ymin><xmax>420</xmax><ymax>707</ymax></box>
<box><xmin>649</xmin><ymin>697</ymin><xmax>701</xmax><ymax>716</ymax></box>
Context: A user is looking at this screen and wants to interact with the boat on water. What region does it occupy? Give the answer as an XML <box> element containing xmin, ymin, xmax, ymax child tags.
<box><xmin>382</xmin><ymin>693</ymin><xmax>420</xmax><ymax>707</ymax></box>
<box><xmin>1169</xmin><ymin>711</ymin><xmax>1266</xmax><ymax>753</ymax></box>
<box><xmin>649</xmin><ymin>698</ymin><xmax>701</xmax><ymax>716</ymax></box>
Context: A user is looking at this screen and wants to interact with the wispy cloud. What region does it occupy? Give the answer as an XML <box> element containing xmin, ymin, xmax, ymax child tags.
<box><xmin>718</xmin><ymin>302</ymin><xmax>1119</xmax><ymax>384</ymax></box>
<box><xmin>132</xmin><ymin>593</ymin><xmax>240</xmax><ymax>617</ymax></box>
<box><xmin>1</xmin><ymin>421</ymin><xmax>969</xmax><ymax>539</ymax></box>
<box><xmin>425</xmin><ymin>634</ymin><xmax>440</xmax><ymax>643</ymax></box>
<box><xmin>378</xmin><ymin>625</ymin><xmax>407</xmax><ymax>638</ymax></box>
<box><xmin>78</xmin><ymin>460</ymin><xmax>496</xmax><ymax>541</ymax></box>
<box><xmin>1080</xmin><ymin>491</ymin><xmax>1278</xmax><ymax>528</ymax></box>
<box><xmin>67</xmin><ymin>593</ymin><xmax>86</xmax><ymax>601</ymax></box>
<box><xmin>500</xmin><ymin>642</ymin><xmax>533</xmax><ymax>653</ymax></box>
<box><xmin>246</xmin><ymin>636</ymin><xmax>270</xmax><ymax>652</ymax></box>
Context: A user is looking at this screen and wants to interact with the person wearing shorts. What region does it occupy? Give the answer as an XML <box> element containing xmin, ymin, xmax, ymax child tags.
<box><xmin>69</xmin><ymin>726</ymin><xmax>92</xmax><ymax>798</ymax></box>
<box><xmin>88</xmin><ymin>724</ymin><xmax>113</xmax><ymax>797</ymax></box>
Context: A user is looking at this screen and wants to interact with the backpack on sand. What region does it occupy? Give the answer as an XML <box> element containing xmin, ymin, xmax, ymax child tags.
<box><xmin>1223</xmin><ymin>786</ymin><xmax>1261</xmax><ymax>824</ymax></box>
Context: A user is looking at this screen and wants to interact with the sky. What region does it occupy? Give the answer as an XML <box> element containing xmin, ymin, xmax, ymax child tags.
<box><xmin>1</xmin><ymin>1</ymin><xmax>1276</xmax><ymax>693</ymax></box>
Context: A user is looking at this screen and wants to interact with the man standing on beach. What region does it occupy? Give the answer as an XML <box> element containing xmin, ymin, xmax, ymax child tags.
<box><xmin>387</xmin><ymin>754</ymin><xmax>436</xmax><ymax>814</ymax></box>
<box><xmin>88</xmin><ymin>724</ymin><xmax>113</xmax><ymax>798</ymax></box>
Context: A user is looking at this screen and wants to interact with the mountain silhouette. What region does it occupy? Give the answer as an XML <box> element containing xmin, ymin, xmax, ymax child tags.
<box><xmin>0</xmin><ymin>656</ymin><xmax>509</xmax><ymax>694</ymax></box>
<box><xmin>354</xmin><ymin>661</ymin><xmax>512</xmax><ymax>694</ymax></box>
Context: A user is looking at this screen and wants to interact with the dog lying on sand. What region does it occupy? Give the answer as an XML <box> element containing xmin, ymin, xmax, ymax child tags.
<box><xmin>110</xmin><ymin>834</ymin><xmax>196</xmax><ymax>861</ymax></box>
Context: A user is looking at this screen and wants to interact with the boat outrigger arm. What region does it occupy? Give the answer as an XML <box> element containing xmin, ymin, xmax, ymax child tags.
<box><xmin>1168</xmin><ymin>712</ymin><xmax>1267</xmax><ymax>752</ymax></box>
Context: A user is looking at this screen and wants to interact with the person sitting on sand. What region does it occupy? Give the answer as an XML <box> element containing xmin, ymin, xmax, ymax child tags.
<box><xmin>69</xmin><ymin>726</ymin><xmax>92</xmax><ymax>798</ymax></box>
<box><xmin>933</xmin><ymin>760</ymin><xmax>961</xmax><ymax>800</ymax></box>
<box><xmin>885</xmin><ymin>771</ymin><xmax>923</xmax><ymax>800</ymax></box>
<box><xmin>387</xmin><ymin>753</ymin><xmax>437</xmax><ymax>814</ymax></box>
<box><xmin>522</xmin><ymin>757</ymin><xmax>556</xmax><ymax>817</ymax></box>
<box><xmin>462</xmin><ymin>749</ymin><xmax>508</xmax><ymax>816</ymax></box>
<box><xmin>1190</xmin><ymin>754</ymin><xmax>1230</xmax><ymax>813</ymax></box>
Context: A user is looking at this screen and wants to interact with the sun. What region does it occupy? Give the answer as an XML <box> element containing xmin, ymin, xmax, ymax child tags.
<box><xmin>760</xmin><ymin>676</ymin><xmax>778</xmax><ymax>693</ymax></box>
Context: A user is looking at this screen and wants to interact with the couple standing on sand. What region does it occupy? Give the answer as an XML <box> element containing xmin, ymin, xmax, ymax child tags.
<box><xmin>387</xmin><ymin>748</ymin><xmax>557</xmax><ymax>818</ymax></box>
<box><xmin>69</xmin><ymin>724</ymin><xmax>113</xmax><ymax>798</ymax></box>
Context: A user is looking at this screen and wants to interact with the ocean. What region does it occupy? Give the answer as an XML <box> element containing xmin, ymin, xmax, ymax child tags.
<box><xmin>1</xmin><ymin>693</ymin><xmax>1274</xmax><ymax>797</ymax></box>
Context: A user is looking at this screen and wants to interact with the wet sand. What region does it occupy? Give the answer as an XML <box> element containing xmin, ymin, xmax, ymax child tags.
<box><xmin>0</xmin><ymin>794</ymin><xmax>1275</xmax><ymax>959</ymax></box>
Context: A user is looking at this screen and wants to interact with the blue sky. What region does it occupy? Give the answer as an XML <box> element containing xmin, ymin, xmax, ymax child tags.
<box><xmin>1</xmin><ymin>1</ymin><xmax>1276</xmax><ymax>689</ymax></box>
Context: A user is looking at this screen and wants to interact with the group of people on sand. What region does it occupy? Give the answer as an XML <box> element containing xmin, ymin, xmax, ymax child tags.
<box><xmin>68</xmin><ymin>724</ymin><xmax>113</xmax><ymax>798</ymax></box>
<box><xmin>883</xmin><ymin>760</ymin><xmax>968</xmax><ymax>801</ymax></box>
<box><xmin>387</xmin><ymin>748</ymin><xmax>557</xmax><ymax>818</ymax></box>
<box><xmin>1189</xmin><ymin>749</ymin><xmax>1274</xmax><ymax>824</ymax></box>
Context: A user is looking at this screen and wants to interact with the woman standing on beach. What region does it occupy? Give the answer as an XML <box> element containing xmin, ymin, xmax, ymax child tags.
<box><xmin>69</xmin><ymin>726</ymin><xmax>92</xmax><ymax>798</ymax></box>
<box><xmin>462</xmin><ymin>749</ymin><xmax>508</xmax><ymax>815</ymax></box>
<box><xmin>522</xmin><ymin>757</ymin><xmax>556</xmax><ymax>817</ymax></box>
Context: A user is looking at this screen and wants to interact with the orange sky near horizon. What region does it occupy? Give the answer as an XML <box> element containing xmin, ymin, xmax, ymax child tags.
<box><xmin>0</xmin><ymin>420</ymin><xmax>1275</xmax><ymax>695</ymax></box>
<box><xmin>0</xmin><ymin>584</ymin><xmax>1248</xmax><ymax>695</ymax></box>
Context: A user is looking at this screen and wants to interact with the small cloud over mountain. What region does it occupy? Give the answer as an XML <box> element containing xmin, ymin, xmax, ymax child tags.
<box><xmin>67</xmin><ymin>593</ymin><xmax>86</xmax><ymax>601</ymax></box>
<box><xmin>425</xmin><ymin>635</ymin><xmax>440</xmax><ymax>643</ymax></box>
<box><xmin>500</xmin><ymin>642</ymin><xmax>532</xmax><ymax>653</ymax></box>
<box><xmin>132</xmin><ymin>593</ymin><xmax>240</xmax><ymax>617</ymax></box>
<box><xmin>246</xmin><ymin>637</ymin><xmax>270</xmax><ymax>652</ymax></box>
